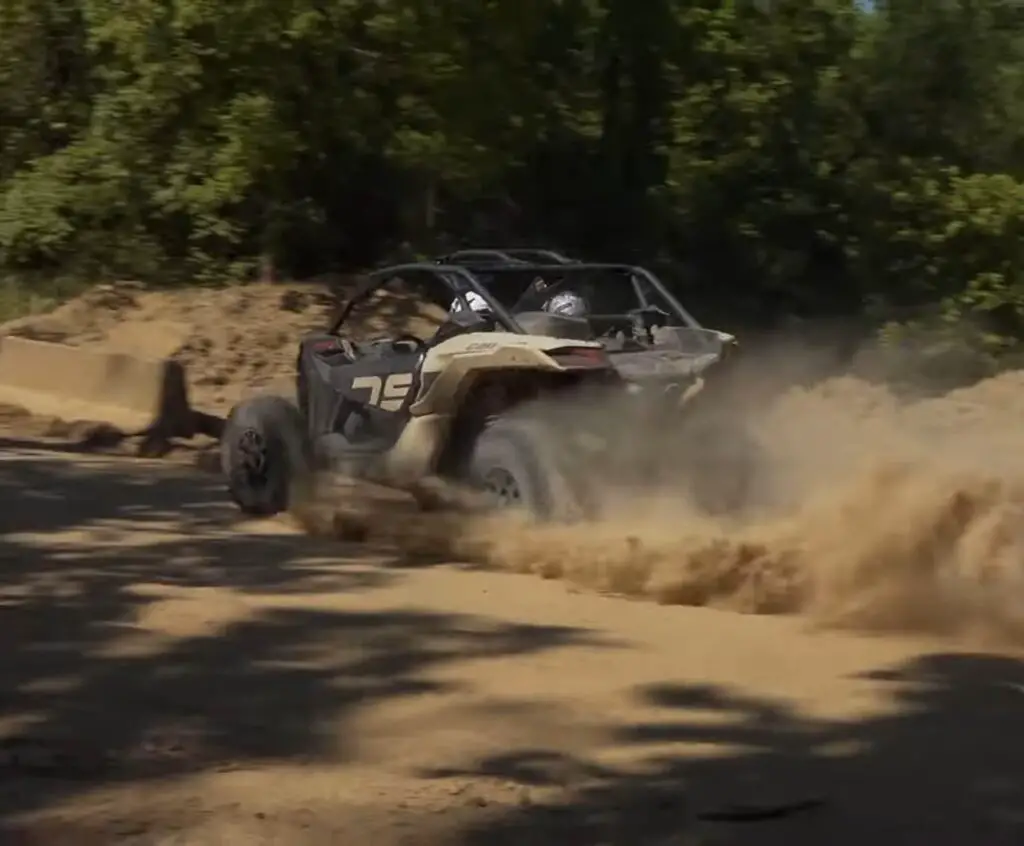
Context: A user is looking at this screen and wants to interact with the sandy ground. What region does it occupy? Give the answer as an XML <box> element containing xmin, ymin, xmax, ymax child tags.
<box><xmin>3</xmin><ymin>282</ymin><xmax>1024</xmax><ymax>842</ymax></box>
<box><xmin>1</xmin><ymin>438</ymin><xmax>1024</xmax><ymax>845</ymax></box>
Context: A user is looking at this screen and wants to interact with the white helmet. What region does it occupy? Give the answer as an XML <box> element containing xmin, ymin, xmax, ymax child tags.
<box><xmin>543</xmin><ymin>290</ymin><xmax>588</xmax><ymax>317</ymax></box>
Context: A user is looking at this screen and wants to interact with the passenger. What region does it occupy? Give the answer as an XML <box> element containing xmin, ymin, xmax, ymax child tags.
<box><xmin>542</xmin><ymin>290</ymin><xmax>589</xmax><ymax>317</ymax></box>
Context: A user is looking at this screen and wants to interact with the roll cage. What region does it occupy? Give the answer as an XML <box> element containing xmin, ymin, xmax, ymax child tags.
<box><xmin>328</xmin><ymin>262</ymin><xmax>527</xmax><ymax>335</ymax></box>
<box><xmin>328</xmin><ymin>260</ymin><xmax>704</xmax><ymax>339</ymax></box>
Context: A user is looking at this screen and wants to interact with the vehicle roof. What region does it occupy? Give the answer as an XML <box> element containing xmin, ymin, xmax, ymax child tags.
<box><xmin>436</xmin><ymin>247</ymin><xmax>577</xmax><ymax>265</ymax></box>
<box><xmin>500</xmin><ymin>248</ymin><xmax>576</xmax><ymax>262</ymax></box>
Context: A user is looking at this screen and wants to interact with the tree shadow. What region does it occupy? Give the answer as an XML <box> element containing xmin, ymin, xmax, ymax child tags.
<box><xmin>0</xmin><ymin>451</ymin><xmax>611</xmax><ymax>837</ymax></box>
<box><xmin>13</xmin><ymin>448</ymin><xmax>1024</xmax><ymax>844</ymax></box>
<box><xmin>0</xmin><ymin>450</ymin><xmax>379</xmax><ymax>595</ymax></box>
<box><xmin>447</xmin><ymin>652</ymin><xmax>1024</xmax><ymax>845</ymax></box>
<box><xmin>0</xmin><ymin>450</ymin><xmax>231</xmax><ymax>537</ymax></box>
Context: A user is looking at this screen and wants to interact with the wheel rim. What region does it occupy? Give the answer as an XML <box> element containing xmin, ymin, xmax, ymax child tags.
<box><xmin>237</xmin><ymin>428</ymin><xmax>270</xmax><ymax>487</ymax></box>
<box><xmin>482</xmin><ymin>467</ymin><xmax>522</xmax><ymax>507</ymax></box>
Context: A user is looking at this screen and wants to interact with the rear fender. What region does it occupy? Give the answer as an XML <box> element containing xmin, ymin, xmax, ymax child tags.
<box><xmin>410</xmin><ymin>332</ymin><xmax>609</xmax><ymax>416</ymax></box>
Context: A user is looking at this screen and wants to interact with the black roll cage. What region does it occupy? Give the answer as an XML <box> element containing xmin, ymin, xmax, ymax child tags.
<box><xmin>329</xmin><ymin>263</ymin><xmax>525</xmax><ymax>335</ymax></box>
<box><xmin>329</xmin><ymin>261</ymin><xmax>702</xmax><ymax>336</ymax></box>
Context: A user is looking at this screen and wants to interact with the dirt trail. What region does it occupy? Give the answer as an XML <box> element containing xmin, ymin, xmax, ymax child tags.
<box><xmin>3</xmin><ymin>282</ymin><xmax>1024</xmax><ymax>840</ymax></box>
<box><xmin>2</xmin><ymin>446</ymin><xmax>1024</xmax><ymax>844</ymax></box>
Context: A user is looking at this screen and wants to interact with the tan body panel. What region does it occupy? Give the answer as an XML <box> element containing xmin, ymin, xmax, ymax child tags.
<box><xmin>0</xmin><ymin>336</ymin><xmax>192</xmax><ymax>434</ymax></box>
<box><xmin>378</xmin><ymin>331</ymin><xmax>607</xmax><ymax>484</ymax></box>
<box><xmin>410</xmin><ymin>331</ymin><xmax>605</xmax><ymax>416</ymax></box>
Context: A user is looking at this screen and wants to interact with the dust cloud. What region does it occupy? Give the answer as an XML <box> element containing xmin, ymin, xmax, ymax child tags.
<box><xmin>306</xmin><ymin>349</ymin><xmax>1024</xmax><ymax>649</ymax></box>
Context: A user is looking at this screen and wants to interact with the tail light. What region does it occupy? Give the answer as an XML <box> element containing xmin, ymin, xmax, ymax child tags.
<box><xmin>548</xmin><ymin>346</ymin><xmax>610</xmax><ymax>368</ymax></box>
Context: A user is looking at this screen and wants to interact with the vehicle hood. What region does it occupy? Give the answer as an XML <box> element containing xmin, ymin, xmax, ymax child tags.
<box><xmin>607</xmin><ymin>347</ymin><xmax>721</xmax><ymax>380</ymax></box>
<box><xmin>605</xmin><ymin>327</ymin><xmax>734</xmax><ymax>381</ymax></box>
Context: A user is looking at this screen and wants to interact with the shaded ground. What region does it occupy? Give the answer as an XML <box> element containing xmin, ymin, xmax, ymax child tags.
<box><xmin>0</xmin><ymin>447</ymin><xmax>606</xmax><ymax>842</ymax></box>
<box><xmin>454</xmin><ymin>652</ymin><xmax>1024</xmax><ymax>846</ymax></box>
<box><xmin>1</xmin><ymin>440</ymin><xmax>1024</xmax><ymax>844</ymax></box>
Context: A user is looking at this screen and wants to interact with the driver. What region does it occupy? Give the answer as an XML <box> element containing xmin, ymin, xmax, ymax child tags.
<box><xmin>526</xmin><ymin>276</ymin><xmax>589</xmax><ymax>317</ymax></box>
<box><xmin>543</xmin><ymin>290</ymin><xmax>589</xmax><ymax>317</ymax></box>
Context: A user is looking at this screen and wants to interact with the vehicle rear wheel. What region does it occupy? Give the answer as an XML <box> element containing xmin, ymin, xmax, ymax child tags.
<box><xmin>220</xmin><ymin>395</ymin><xmax>314</xmax><ymax>517</ymax></box>
<box><xmin>466</xmin><ymin>417</ymin><xmax>586</xmax><ymax>522</ymax></box>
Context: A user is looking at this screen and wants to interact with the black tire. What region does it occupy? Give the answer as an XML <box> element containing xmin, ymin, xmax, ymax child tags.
<box><xmin>467</xmin><ymin>416</ymin><xmax>586</xmax><ymax>522</ymax></box>
<box><xmin>220</xmin><ymin>395</ymin><xmax>314</xmax><ymax>517</ymax></box>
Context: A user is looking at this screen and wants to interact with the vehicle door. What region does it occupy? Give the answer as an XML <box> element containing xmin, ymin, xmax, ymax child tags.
<box><xmin>328</xmin><ymin>271</ymin><xmax>448</xmax><ymax>448</ymax></box>
<box><xmin>328</xmin><ymin>346</ymin><xmax>422</xmax><ymax>448</ymax></box>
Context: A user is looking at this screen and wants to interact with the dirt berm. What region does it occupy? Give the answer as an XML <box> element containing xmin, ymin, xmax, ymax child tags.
<box><xmin>0</xmin><ymin>282</ymin><xmax>312</xmax><ymax>423</ymax></box>
<box><xmin>0</xmin><ymin>279</ymin><xmax>447</xmax><ymax>451</ymax></box>
<box><xmin>0</xmin><ymin>333</ymin><xmax>198</xmax><ymax>442</ymax></box>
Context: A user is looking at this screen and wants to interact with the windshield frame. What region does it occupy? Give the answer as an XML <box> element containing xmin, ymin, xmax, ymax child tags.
<box><xmin>458</xmin><ymin>262</ymin><xmax>704</xmax><ymax>330</ymax></box>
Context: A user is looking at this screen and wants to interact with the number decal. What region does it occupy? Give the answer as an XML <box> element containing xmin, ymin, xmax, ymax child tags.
<box><xmin>380</xmin><ymin>372</ymin><xmax>413</xmax><ymax>411</ymax></box>
<box><xmin>351</xmin><ymin>375</ymin><xmax>381</xmax><ymax>405</ymax></box>
<box><xmin>350</xmin><ymin>373</ymin><xmax>413</xmax><ymax>410</ymax></box>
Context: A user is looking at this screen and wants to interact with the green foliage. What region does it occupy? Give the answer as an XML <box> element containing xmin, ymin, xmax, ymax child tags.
<box><xmin>1</xmin><ymin>0</ymin><xmax>1024</xmax><ymax>366</ymax></box>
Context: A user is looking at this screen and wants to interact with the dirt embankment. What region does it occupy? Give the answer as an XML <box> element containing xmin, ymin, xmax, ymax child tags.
<box><xmin>1</xmin><ymin>282</ymin><xmax>338</xmax><ymax>416</ymax></box>
<box><xmin>7</xmin><ymin>281</ymin><xmax>1024</xmax><ymax>649</ymax></box>
<box><xmin>0</xmin><ymin>279</ymin><xmax>447</xmax><ymax>416</ymax></box>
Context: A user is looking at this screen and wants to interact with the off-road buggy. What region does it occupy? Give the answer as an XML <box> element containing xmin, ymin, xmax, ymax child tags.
<box><xmin>220</xmin><ymin>261</ymin><xmax>744</xmax><ymax>522</ymax></box>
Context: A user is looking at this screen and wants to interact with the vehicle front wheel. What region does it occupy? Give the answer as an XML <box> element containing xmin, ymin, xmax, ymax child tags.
<box><xmin>220</xmin><ymin>395</ymin><xmax>314</xmax><ymax>517</ymax></box>
<box><xmin>466</xmin><ymin>417</ymin><xmax>587</xmax><ymax>522</ymax></box>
